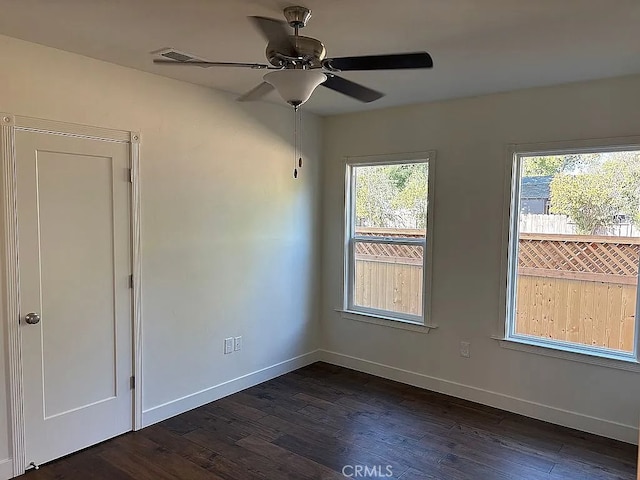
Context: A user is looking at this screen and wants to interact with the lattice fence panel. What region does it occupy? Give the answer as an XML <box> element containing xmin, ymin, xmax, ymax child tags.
<box><xmin>355</xmin><ymin>228</ymin><xmax>424</xmax><ymax>262</ymax></box>
<box><xmin>518</xmin><ymin>237</ymin><xmax>640</xmax><ymax>277</ymax></box>
<box><xmin>353</xmin><ymin>230</ymin><xmax>640</xmax><ymax>279</ymax></box>
<box><xmin>355</xmin><ymin>242</ymin><xmax>423</xmax><ymax>260</ymax></box>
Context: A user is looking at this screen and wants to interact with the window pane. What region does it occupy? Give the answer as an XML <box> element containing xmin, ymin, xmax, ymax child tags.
<box><xmin>353</xmin><ymin>163</ymin><xmax>428</xmax><ymax>237</ymax></box>
<box><xmin>354</xmin><ymin>241</ymin><xmax>423</xmax><ymax>317</ymax></box>
<box><xmin>514</xmin><ymin>151</ymin><xmax>640</xmax><ymax>353</ymax></box>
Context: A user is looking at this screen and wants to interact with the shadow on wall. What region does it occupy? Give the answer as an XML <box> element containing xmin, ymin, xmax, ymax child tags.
<box><xmin>236</xmin><ymin>95</ymin><xmax>317</xmax><ymax>159</ymax></box>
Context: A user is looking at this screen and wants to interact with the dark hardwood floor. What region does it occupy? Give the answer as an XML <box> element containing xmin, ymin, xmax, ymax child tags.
<box><xmin>27</xmin><ymin>362</ymin><xmax>636</xmax><ymax>479</ymax></box>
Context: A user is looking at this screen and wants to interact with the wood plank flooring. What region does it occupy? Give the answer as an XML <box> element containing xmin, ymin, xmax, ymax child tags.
<box><xmin>26</xmin><ymin>362</ymin><xmax>637</xmax><ymax>479</ymax></box>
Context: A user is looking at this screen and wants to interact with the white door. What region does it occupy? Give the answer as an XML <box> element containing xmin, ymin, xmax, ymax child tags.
<box><xmin>16</xmin><ymin>129</ymin><xmax>133</xmax><ymax>466</ymax></box>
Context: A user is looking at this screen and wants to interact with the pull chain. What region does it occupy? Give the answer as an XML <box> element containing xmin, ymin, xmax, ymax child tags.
<box><xmin>299</xmin><ymin>110</ymin><xmax>303</xmax><ymax>170</ymax></box>
<box><xmin>293</xmin><ymin>106</ymin><xmax>300</xmax><ymax>178</ymax></box>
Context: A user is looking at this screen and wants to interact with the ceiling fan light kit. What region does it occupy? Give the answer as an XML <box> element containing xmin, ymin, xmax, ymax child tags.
<box><xmin>264</xmin><ymin>70</ymin><xmax>327</xmax><ymax>107</ymax></box>
<box><xmin>153</xmin><ymin>5</ymin><xmax>433</xmax><ymax>177</ymax></box>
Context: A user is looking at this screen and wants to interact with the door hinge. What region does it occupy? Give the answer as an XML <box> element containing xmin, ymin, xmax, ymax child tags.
<box><xmin>129</xmin><ymin>274</ymin><xmax>133</xmax><ymax>289</ymax></box>
<box><xmin>130</xmin><ymin>376</ymin><xmax>135</xmax><ymax>389</ymax></box>
<box><xmin>128</xmin><ymin>168</ymin><xmax>133</xmax><ymax>183</ymax></box>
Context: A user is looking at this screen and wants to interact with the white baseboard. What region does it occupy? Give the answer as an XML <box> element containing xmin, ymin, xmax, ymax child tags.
<box><xmin>142</xmin><ymin>350</ymin><xmax>321</xmax><ymax>427</ymax></box>
<box><xmin>0</xmin><ymin>459</ymin><xmax>13</xmax><ymax>480</ymax></box>
<box><xmin>319</xmin><ymin>350</ymin><xmax>639</xmax><ymax>445</ymax></box>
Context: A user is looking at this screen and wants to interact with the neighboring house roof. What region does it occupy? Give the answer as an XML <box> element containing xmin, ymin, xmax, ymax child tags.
<box><xmin>521</xmin><ymin>176</ymin><xmax>552</xmax><ymax>200</ymax></box>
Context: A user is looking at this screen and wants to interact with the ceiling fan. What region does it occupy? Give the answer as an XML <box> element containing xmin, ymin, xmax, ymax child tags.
<box><xmin>153</xmin><ymin>5</ymin><xmax>434</xmax><ymax>108</ymax></box>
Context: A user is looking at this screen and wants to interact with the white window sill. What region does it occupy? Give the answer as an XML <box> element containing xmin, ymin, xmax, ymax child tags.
<box><xmin>337</xmin><ymin>309</ymin><xmax>438</xmax><ymax>333</ymax></box>
<box><xmin>492</xmin><ymin>335</ymin><xmax>640</xmax><ymax>372</ymax></box>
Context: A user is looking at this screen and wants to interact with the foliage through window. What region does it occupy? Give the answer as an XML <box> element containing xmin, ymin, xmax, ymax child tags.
<box><xmin>345</xmin><ymin>157</ymin><xmax>432</xmax><ymax>324</ymax></box>
<box><xmin>507</xmin><ymin>147</ymin><xmax>640</xmax><ymax>358</ymax></box>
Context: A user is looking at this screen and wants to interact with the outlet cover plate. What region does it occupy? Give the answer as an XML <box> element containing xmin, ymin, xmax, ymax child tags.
<box><xmin>460</xmin><ymin>341</ymin><xmax>470</xmax><ymax>358</ymax></box>
<box><xmin>224</xmin><ymin>337</ymin><xmax>233</xmax><ymax>354</ymax></box>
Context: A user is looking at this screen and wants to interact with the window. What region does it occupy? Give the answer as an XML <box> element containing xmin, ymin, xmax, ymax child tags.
<box><xmin>344</xmin><ymin>153</ymin><xmax>434</xmax><ymax>325</ymax></box>
<box><xmin>506</xmin><ymin>145</ymin><xmax>640</xmax><ymax>361</ymax></box>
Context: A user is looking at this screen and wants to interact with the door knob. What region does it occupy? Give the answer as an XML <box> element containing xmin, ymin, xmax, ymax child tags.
<box><xmin>24</xmin><ymin>313</ymin><xmax>40</xmax><ymax>325</ymax></box>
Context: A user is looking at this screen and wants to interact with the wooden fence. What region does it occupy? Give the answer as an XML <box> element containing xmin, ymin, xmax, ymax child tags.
<box><xmin>514</xmin><ymin>276</ymin><xmax>636</xmax><ymax>351</ymax></box>
<box><xmin>520</xmin><ymin>214</ymin><xmax>576</xmax><ymax>234</ymax></box>
<box><xmin>354</xmin><ymin>228</ymin><xmax>424</xmax><ymax>316</ymax></box>
<box><xmin>354</xmin><ymin>229</ymin><xmax>639</xmax><ymax>351</ymax></box>
<box><xmin>354</xmin><ymin>259</ymin><xmax>423</xmax><ymax>316</ymax></box>
<box><xmin>520</xmin><ymin>213</ymin><xmax>640</xmax><ymax>236</ymax></box>
<box><xmin>516</xmin><ymin>234</ymin><xmax>639</xmax><ymax>352</ymax></box>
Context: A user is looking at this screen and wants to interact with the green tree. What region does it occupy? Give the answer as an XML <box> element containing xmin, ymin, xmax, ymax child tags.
<box><xmin>354</xmin><ymin>163</ymin><xmax>428</xmax><ymax>229</ymax></box>
<box><xmin>550</xmin><ymin>172</ymin><xmax>625</xmax><ymax>234</ymax></box>
<box><xmin>607</xmin><ymin>154</ymin><xmax>640</xmax><ymax>225</ymax></box>
<box><xmin>387</xmin><ymin>164</ymin><xmax>413</xmax><ymax>190</ymax></box>
<box><xmin>521</xmin><ymin>156</ymin><xmax>565</xmax><ymax>177</ymax></box>
<box><xmin>393</xmin><ymin>164</ymin><xmax>428</xmax><ymax>228</ymax></box>
<box><xmin>355</xmin><ymin>166</ymin><xmax>397</xmax><ymax>227</ymax></box>
<box><xmin>549</xmin><ymin>152</ymin><xmax>640</xmax><ymax>234</ymax></box>
<box><xmin>521</xmin><ymin>154</ymin><xmax>594</xmax><ymax>177</ymax></box>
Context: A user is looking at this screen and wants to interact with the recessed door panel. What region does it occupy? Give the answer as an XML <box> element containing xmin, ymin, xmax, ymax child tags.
<box><xmin>37</xmin><ymin>151</ymin><xmax>117</xmax><ymax>418</ymax></box>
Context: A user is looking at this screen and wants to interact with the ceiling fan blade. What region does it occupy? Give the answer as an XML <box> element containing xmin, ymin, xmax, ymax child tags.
<box><xmin>249</xmin><ymin>16</ymin><xmax>297</xmax><ymax>57</ymax></box>
<box><xmin>237</xmin><ymin>82</ymin><xmax>275</xmax><ymax>102</ymax></box>
<box><xmin>153</xmin><ymin>59</ymin><xmax>269</xmax><ymax>69</ymax></box>
<box><xmin>321</xmin><ymin>74</ymin><xmax>384</xmax><ymax>103</ymax></box>
<box><xmin>323</xmin><ymin>52</ymin><xmax>433</xmax><ymax>71</ymax></box>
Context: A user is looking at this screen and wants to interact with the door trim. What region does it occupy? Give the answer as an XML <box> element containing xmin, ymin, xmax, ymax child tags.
<box><xmin>0</xmin><ymin>114</ymin><xmax>142</xmax><ymax>476</ymax></box>
<box><xmin>1</xmin><ymin>115</ymin><xmax>25</xmax><ymax>477</ymax></box>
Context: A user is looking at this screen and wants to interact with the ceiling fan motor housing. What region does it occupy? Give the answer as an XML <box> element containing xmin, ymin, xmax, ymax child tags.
<box><xmin>266</xmin><ymin>35</ymin><xmax>326</xmax><ymax>68</ymax></box>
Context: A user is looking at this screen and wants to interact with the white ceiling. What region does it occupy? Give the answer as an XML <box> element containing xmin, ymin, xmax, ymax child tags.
<box><xmin>0</xmin><ymin>0</ymin><xmax>639</xmax><ymax>115</ymax></box>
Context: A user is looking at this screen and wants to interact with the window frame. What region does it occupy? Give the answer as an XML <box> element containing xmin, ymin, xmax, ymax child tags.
<box><xmin>343</xmin><ymin>151</ymin><xmax>436</xmax><ymax>326</ymax></box>
<box><xmin>501</xmin><ymin>138</ymin><xmax>640</xmax><ymax>365</ymax></box>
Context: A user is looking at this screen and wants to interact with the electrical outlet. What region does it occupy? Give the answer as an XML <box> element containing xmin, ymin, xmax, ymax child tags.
<box><xmin>234</xmin><ymin>336</ymin><xmax>242</xmax><ymax>351</ymax></box>
<box><xmin>460</xmin><ymin>341</ymin><xmax>470</xmax><ymax>358</ymax></box>
<box><xmin>224</xmin><ymin>337</ymin><xmax>233</xmax><ymax>354</ymax></box>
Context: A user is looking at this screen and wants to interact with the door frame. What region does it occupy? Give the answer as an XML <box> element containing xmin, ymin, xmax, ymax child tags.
<box><xmin>0</xmin><ymin>114</ymin><xmax>143</xmax><ymax>476</ymax></box>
